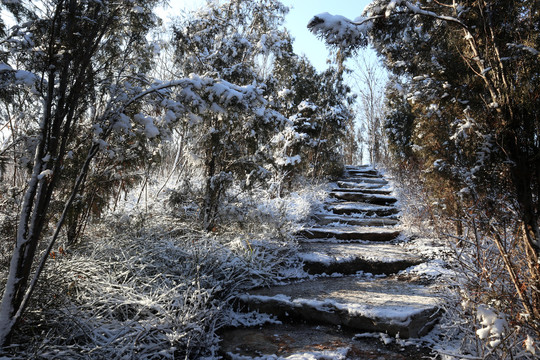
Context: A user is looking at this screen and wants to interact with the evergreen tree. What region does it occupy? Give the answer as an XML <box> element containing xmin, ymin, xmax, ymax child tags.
<box><xmin>0</xmin><ymin>0</ymin><xmax>270</xmax><ymax>344</ymax></box>
<box><xmin>309</xmin><ymin>0</ymin><xmax>540</xmax><ymax>332</ymax></box>
<box><xmin>0</xmin><ymin>0</ymin><xmax>166</xmax><ymax>344</ymax></box>
<box><xmin>172</xmin><ymin>0</ymin><xmax>292</xmax><ymax>229</ymax></box>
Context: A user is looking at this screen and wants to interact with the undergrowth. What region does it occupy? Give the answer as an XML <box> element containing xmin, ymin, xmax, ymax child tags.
<box><xmin>1</xmin><ymin>182</ymin><xmax>328</xmax><ymax>359</ymax></box>
<box><xmin>389</xmin><ymin>168</ymin><xmax>539</xmax><ymax>359</ymax></box>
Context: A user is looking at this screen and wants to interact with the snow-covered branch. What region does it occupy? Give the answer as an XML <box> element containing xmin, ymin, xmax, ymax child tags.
<box><xmin>308</xmin><ymin>0</ymin><xmax>469</xmax><ymax>54</ymax></box>
<box><xmin>307</xmin><ymin>12</ymin><xmax>371</xmax><ymax>53</ymax></box>
<box><xmin>399</xmin><ymin>1</ymin><xmax>467</xmax><ymax>29</ymax></box>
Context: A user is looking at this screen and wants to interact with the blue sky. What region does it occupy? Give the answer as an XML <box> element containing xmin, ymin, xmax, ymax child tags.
<box><xmin>281</xmin><ymin>0</ymin><xmax>373</xmax><ymax>70</ymax></box>
<box><xmin>160</xmin><ymin>0</ymin><xmax>373</xmax><ymax>71</ymax></box>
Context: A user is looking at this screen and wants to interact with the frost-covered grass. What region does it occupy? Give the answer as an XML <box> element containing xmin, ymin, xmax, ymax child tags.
<box><xmin>1</xmin><ymin>181</ymin><xmax>328</xmax><ymax>359</ymax></box>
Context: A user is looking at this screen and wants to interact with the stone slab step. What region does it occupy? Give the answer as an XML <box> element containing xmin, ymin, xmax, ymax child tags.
<box><xmin>341</xmin><ymin>177</ymin><xmax>389</xmax><ymax>185</ymax></box>
<box><xmin>330</xmin><ymin>191</ymin><xmax>398</xmax><ymax>205</ymax></box>
<box><xmin>312</xmin><ymin>214</ymin><xmax>399</xmax><ymax>227</ymax></box>
<box><xmin>346</xmin><ymin>167</ymin><xmax>379</xmax><ymax>176</ymax></box>
<box><xmin>219</xmin><ymin>323</ymin><xmax>434</xmax><ymax>359</ymax></box>
<box><xmin>346</xmin><ymin>172</ymin><xmax>380</xmax><ymax>178</ymax></box>
<box><xmin>298</xmin><ymin>226</ymin><xmax>400</xmax><ymax>242</ymax></box>
<box><xmin>326</xmin><ymin>202</ymin><xmax>400</xmax><ymax>217</ymax></box>
<box><xmin>330</xmin><ymin>187</ymin><xmax>393</xmax><ymax>195</ymax></box>
<box><xmin>299</xmin><ymin>243</ymin><xmax>424</xmax><ymax>275</ymax></box>
<box><xmin>337</xmin><ymin>181</ymin><xmax>387</xmax><ymax>190</ymax></box>
<box><xmin>238</xmin><ymin>277</ymin><xmax>441</xmax><ymax>338</ymax></box>
<box><xmin>331</xmin><ymin>187</ymin><xmax>393</xmax><ymax>195</ymax></box>
<box><xmin>345</xmin><ymin>164</ymin><xmax>372</xmax><ymax>169</ymax></box>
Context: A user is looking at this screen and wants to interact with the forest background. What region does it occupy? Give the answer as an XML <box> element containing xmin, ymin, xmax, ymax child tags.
<box><xmin>0</xmin><ymin>0</ymin><xmax>539</xmax><ymax>358</ymax></box>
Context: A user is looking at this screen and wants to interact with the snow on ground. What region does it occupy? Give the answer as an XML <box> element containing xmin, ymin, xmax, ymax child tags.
<box><xmin>227</xmin><ymin>347</ymin><xmax>350</xmax><ymax>360</ymax></box>
<box><xmin>298</xmin><ymin>249</ymin><xmax>358</xmax><ymax>265</ymax></box>
<box><xmin>241</xmin><ymin>287</ymin><xmax>439</xmax><ymax>324</ymax></box>
<box><xmin>400</xmin><ymin>258</ymin><xmax>453</xmax><ymax>279</ymax></box>
<box><xmin>397</xmin><ymin>234</ymin><xmax>454</xmax><ymax>280</ymax></box>
<box><xmin>301</xmin><ymin>225</ymin><xmax>399</xmax><ymax>234</ymax></box>
<box><xmin>336</xmin><ymin>181</ymin><xmax>392</xmax><ymax>190</ymax></box>
<box><xmin>272</xmin><ymin>296</ymin><xmax>428</xmax><ymax>327</ymax></box>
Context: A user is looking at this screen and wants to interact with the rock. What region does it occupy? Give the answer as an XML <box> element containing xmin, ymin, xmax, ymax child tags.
<box><xmin>298</xmin><ymin>226</ymin><xmax>401</xmax><ymax>242</ymax></box>
<box><xmin>326</xmin><ymin>202</ymin><xmax>400</xmax><ymax>217</ymax></box>
<box><xmin>218</xmin><ymin>323</ymin><xmax>434</xmax><ymax>359</ymax></box>
<box><xmin>345</xmin><ymin>164</ymin><xmax>372</xmax><ymax>169</ymax></box>
<box><xmin>238</xmin><ymin>276</ymin><xmax>441</xmax><ymax>338</ymax></box>
<box><xmin>347</xmin><ymin>172</ymin><xmax>380</xmax><ymax>178</ymax></box>
<box><xmin>298</xmin><ymin>243</ymin><xmax>424</xmax><ymax>275</ymax></box>
<box><xmin>346</xmin><ymin>167</ymin><xmax>379</xmax><ymax>177</ymax></box>
<box><xmin>311</xmin><ymin>214</ymin><xmax>399</xmax><ymax>227</ymax></box>
<box><xmin>331</xmin><ymin>187</ymin><xmax>393</xmax><ymax>195</ymax></box>
<box><xmin>342</xmin><ymin>177</ymin><xmax>389</xmax><ymax>185</ymax></box>
<box><xmin>337</xmin><ymin>181</ymin><xmax>387</xmax><ymax>190</ymax></box>
<box><xmin>330</xmin><ymin>191</ymin><xmax>398</xmax><ymax>205</ymax></box>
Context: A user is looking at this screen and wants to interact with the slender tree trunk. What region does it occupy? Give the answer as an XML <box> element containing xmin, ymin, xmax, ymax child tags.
<box><xmin>203</xmin><ymin>130</ymin><xmax>220</xmax><ymax>232</ymax></box>
<box><xmin>504</xmin><ymin>120</ymin><xmax>540</xmax><ymax>325</ymax></box>
<box><xmin>0</xmin><ymin>104</ymin><xmax>50</xmax><ymax>345</ymax></box>
<box><xmin>0</xmin><ymin>1</ymin><xmax>101</xmax><ymax>344</ymax></box>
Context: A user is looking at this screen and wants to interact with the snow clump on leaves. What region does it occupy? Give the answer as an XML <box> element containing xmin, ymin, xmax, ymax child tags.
<box><xmin>308</xmin><ymin>12</ymin><xmax>371</xmax><ymax>55</ymax></box>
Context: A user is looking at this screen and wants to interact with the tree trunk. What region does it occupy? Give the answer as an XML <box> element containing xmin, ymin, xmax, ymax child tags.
<box><xmin>0</xmin><ymin>114</ymin><xmax>50</xmax><ymax>346</ymax></box>
<box><xmin>504</xmin><ymin>125</ymin><xmax>540</xmax><ymax>325</ymax></box>
<box><xmin>203</xmin><ymin>131</ymin><xmax>220</xmax><ymax>232</ymax></box>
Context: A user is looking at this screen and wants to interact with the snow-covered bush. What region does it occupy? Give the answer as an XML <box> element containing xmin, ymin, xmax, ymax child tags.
<box><xmin>389</xmin><ymin>166</ymin><xmax>539</xmax><ymax>359</ymax></box>
<box><xmin>218</xmin><ymin>180</ymin><xmax>329</xmax><ymax>237</ymax></box>
<box><xmin>446</xmin><ymin>213</ymin><xmax>540</xmax><ymax>359</ymax></box>
<box><xmin>0</xmin><ymin>166</ymin><xmax>333</xmax><ymax>358</ymax></box>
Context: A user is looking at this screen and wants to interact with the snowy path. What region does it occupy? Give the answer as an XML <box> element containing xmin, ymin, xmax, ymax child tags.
<box><xmin>219</xmin><ymin>165</ymin><xmax>443</xmax><ymax>359</ymax></box>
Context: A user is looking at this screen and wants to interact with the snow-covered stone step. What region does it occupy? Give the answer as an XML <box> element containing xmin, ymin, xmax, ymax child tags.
<box><xmin>345</xmin><ymin>164</ymin><xmax>371</xmax><ymax>169</ymax></box>
<box><xmin>346</xmin><ymin>167</ymin><xmax>379</xmax><ymax>176</ymax></box>
<box><xmin>299</xmin><ymin>243</ymin><xmax>424</xmax><ymax>275</ymax></box>
<box><xmin>330</xmin><ymin>191</ymin><xmax>398</xmax><ymax>205</ymax></box>
<box><xmin>219</xmin><ymin>323</ymin><xmax>434</xmax><ymax>359</ymax></box>
<box><xmin>326</xmin><ymin>202</ymin><xmax>399</xmax><ymax>217</ymax></box>
<box><xmin>331</xmin><ymin>187</ymin><xmax>393</xmax><ymax>195</ymax></box>
<box><xmin>238</xmin><ymin>277</ymin><xmax>441</xmax><ymax>338</ymax></box>
<box><xmin>342</xmin><ymin>177</ymin><xmax>389</xmax><ymax>185</ymax></box>
<box><xmin>346</xmin><ymin>171</ymin><xmax>380</xmax><ymax>179</ymax></box>
<box><xmin>297</xmin><ymin>226</ymin><xmax>400</xmax><ymax>242</ymax></box>
<box><xmin>337</xmin><ymin>181</ymin><xmax>387</xmax><ymax>190</ymax></box>
<box><xmin>312</xmin><ymin>214</ymin><xmax>399</xmax><ymax>227</ymax></box>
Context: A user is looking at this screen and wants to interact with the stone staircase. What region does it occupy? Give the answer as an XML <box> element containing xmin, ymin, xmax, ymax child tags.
<box><xmin>219</xmin><ymin>165</ymin><xmax>442</xmax><ymax>359</ymax></box>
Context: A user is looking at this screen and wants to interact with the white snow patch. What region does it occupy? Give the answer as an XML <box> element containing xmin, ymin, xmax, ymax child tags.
<box><xmin>134</xmin><ymin>113</ymin><xmax>160</xmax><ymax>138</ymax></box>
<box><xmin>524</xmin><ymin>335</ymin><xmax>536</xmax><ymax>355</ymax></box>
<box><xmin>37</xmin><ymin>169</ymin><xmax>53</xmax><ymax>180</ymax></box>
<box><xmin>0</xmin><ymin>63</ymin><xmax>13</xmax><ymax>71</ymax></box>
<box><xmin>113</xmin><ymin>113</ymin><xmax>132</xmax><ymax>132</ymax></box>
<box><xmin>227</xmin><ymin>346</ymin><xmax>349</xmax><ymax>360</ymax></box>
<box><xmin>14</xmin><ymin>70</ymin><xmax>37</xmax><ymax>87</ymax></box>
<box><xmin>308</xmin><ymin>12</ymin><xmax>371</xmax><ymax>50</ymax></box>
<box><xmin>400</xmin><ymin>259</ymin><xmax>452</xmax><ymax>279</ymax></box>
<box><xmin>298</xmin><ymin>251</ymin><xmax>356</xmax><ymax>265</ymax></box>
<box><xmin>224</xmin><ymin>310</ymin><xmax>281</xmax><ymax>328</ymax></box>
<box><xmin>476</xmin><ymin>305</ymin><xmax>507</xmax><ymax>348</ymax></box>
<box><xmin>243</xmin><ymin>294</ymin><xmax>436</xmax><ymax>324</ymax></box>
<box><xmin>276</xmin><ymin>154</ymin><xmax>301</xmax><ymax>166</ymax></box>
